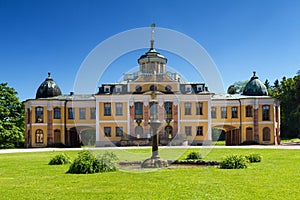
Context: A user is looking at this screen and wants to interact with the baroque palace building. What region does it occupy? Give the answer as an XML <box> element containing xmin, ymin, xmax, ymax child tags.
<box><xmin>24</xmin><ymin>35</ymin><xmax>280</xmax><ymax>147</ymax></box>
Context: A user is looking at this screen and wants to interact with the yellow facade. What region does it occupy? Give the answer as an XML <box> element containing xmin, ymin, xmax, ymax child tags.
<box><xmin>24</xmin><ymin>37</ymin><xmax>280</xmax><ymax>147</ymax></box>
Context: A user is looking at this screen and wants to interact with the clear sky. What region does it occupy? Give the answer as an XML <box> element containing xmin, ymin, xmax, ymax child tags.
<box><xmin>0</xmin><ymin>0</ymin><xmax>299</xmax><ymax>101</ymax></box>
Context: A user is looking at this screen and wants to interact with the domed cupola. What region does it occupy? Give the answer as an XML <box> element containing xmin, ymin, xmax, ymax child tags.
<box><xmin>138</xmin><ymin>23</ymin><xmax>167</xmax><ymax>74</ymax></box>
<box><xmin>242</xmin><ymin>72</ymin><xmax>268</xmax><ymax>96</ymax></box>
<box><xmin>36</xmin><ymin>72</ymin><xmax>62</xmax><ymax>99</ymax></box>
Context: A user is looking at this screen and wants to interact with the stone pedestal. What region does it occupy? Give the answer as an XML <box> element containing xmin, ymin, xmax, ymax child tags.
<box><xmin>141</xmin><ymin>158</ymin><xmax>168</xmax><ymax>168</ymax></box>
<box><xmin>141</xmin><ymin>119</ymin><xmax>168</xmax><ymax>168</ymax></box>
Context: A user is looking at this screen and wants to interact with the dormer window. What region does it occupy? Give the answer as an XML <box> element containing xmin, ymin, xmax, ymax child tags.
<box><xmin>115</xmin><ymin>85</ymin><xmax>122</xmax><ymax>93</ymax></box>
<box><xmin>197</xmin><ymin>85</ymin><xmax>203</xmax><ymax>92</ymax></box>
<box><xmin>135</xmin><ymin>85</ymin><xmax>142</xmax><ymax>93</ymax></box>
<box><xmin>104</xmin><ymin>86</ymin><xmax>110</xmax><ymax>93</ymax></box>
<box><xmin>185</xmin><ymin>85</ymin><xmax>191</xmax><ymax>92</ymax></box>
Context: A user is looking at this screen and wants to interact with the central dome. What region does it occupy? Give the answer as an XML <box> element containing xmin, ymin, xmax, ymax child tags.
<box><xmin>36</xmin><ymin>72</ymin><xmax>62</xmax><ymax>99</ymax></box>
<box><xmin>242</xmin><ymin>72</ymin><xmax>268</xmax><ymax>96</ymax></box>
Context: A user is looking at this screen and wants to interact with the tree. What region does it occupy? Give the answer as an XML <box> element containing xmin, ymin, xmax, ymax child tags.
<box><xmin>227</xmin><ymin>81</ymin><xmax>248</xmax><ymax>94</ymax></box>
<box><xmin>269</xmin><ymin>75</ymin><xmax>300</xmax><ymax>138</ymax></box>
<box><xmin>227</xmin><ymin>85</ymin><xmax>237</xmax><ymax>94</ymax></box>
<box><xmin>264</xmin><ymin>79</ymin><xmax>270</xmax><ymax>89</ymax></box>
<box><xmin>0</xmin><ymin>83</ymin><xmax>24</xmax><ymax>148</ymax></box>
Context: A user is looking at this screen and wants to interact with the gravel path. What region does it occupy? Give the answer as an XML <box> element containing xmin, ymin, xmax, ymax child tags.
<box><xmin>1</xmin><ymin>143</ymin><xmax>300</xmax><ymax>154</ymax></box>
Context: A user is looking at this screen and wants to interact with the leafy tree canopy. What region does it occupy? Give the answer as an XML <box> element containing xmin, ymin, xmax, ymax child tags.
<box><xmin>0</xmin><ymin>82</ymin><xmax>24</xmax><ymax>148</ymax></box>
<box><xmin>268</xmin><ymin>75</ymin><xmax>300</xmax><ymax>138</ymax></box>
<box><xmin>227</xmin><ymin>81</ymin><xmax>248</xmax><ymax>94</ymax></box>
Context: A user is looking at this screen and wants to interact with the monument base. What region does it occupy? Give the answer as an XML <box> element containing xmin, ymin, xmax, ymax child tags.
<box><xmin>141</xmin><ymin>157</ymin><xmax>168</xmax><ymax>168</ymax></box>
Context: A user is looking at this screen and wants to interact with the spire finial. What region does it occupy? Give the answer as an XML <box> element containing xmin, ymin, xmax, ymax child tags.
<box><xmin>253</xmin><ymin>71</ymin><xmax>256</xmax><ymax>77</ymax></box>
<box><xmin>48</xmin><ymin>72</ymin><xmax>51</xmax><ymax>77</ymax></box>
<box><xmin>150</xmin><ymin>23</ymin><xmax>156</xmax><ymax>49</ymax></box>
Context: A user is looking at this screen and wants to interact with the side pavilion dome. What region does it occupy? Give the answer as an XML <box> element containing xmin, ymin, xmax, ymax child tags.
<box><xmin>242</xmin><ymin>72</ymin><xmax>268</xmax><ymax>96</ymax></box>
<box><xmin>36</xmin><ymin>72</ymin><xmax>62</xmax><ymax>99</ymax></box>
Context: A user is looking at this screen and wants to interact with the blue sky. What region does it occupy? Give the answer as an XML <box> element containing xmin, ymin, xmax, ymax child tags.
<box><xmin>0</xmin><ymin>0</ymin><xmax>299</xmax><ymax>100</ymax></box>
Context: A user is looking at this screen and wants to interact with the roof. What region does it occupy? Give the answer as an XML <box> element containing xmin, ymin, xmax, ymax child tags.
<box><xmin>36</xmin><ymin>73</ymin><xmax>62</xmax><ymax>99</ymax></box>
<box><xmin>242</xmin><ymin>72</ymin><xmax>268</xmax><ymax>96</ymax></box>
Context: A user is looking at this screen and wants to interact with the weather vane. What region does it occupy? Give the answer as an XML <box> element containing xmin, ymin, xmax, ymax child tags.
<box><xmin>151</xmin><ymin>23</ymin><xmax>156</xmax><ymax>38</ymax></box>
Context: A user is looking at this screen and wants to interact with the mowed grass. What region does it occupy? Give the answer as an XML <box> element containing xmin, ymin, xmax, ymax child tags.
<box><xmin>0</xmin><ymin>148</ymin><xmax>300</xmax><ymax>200</ymax></box>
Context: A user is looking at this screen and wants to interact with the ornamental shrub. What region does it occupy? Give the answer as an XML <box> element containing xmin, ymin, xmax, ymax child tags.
<box><xmin>49</xmin><ymin>153</ymin><xmax>71</xmax><ymax>165</ymax></box>
<box><xmin>245</xmin><ymin>153</ymin><xmax>262</xmax><ymax>163</ymax></box>
<box><xmin>186</xmin><ymin>151</ymin><xmax>202</xmax><ymax>160</ymax></box>
<box><xmin>67</xmin><ymin>150</ymin><xmax>118</xmax><ymax>174</ymax></box>
<box><xmin>220</xmin><ymin>155</ymin><xmax>247</xmax><ymax>169</ymax></box>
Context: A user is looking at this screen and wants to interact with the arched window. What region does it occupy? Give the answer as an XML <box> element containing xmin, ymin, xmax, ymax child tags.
<box><xmin>35</xmin><ymin>107</ymin><xmax>43</xmax><ymax>123</ymax></box>
<box><xmin>35</xmin><ymin>129</ymin><xmax>44</xmax><ymax>143</ymax></box>
<box><xmin>263</xmin><ymin>127</ymin><xmax>271</xmax><ymax>141</ymax></box>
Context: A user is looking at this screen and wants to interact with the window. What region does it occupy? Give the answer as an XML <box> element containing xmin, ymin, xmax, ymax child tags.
<box><xmin>53</xmin><ymin>107</ymin><xmax>61</xmax><ymax>119</ymax></box>
<box><xmin>135</xmin><ymin>126</ymin><xmax>143</xmax><ymax>138</ymax></box>
<box><xmin>141</xmin><ymin>63</ymin><xmax>146</xmax><ymax>73</ymax></box>
<box><xmin>231</xmin><ymin>107</ymin><xmax>238</xmax><ymax>118</ymax></box>
<box><xmin>35</xmin><ymin>107</ymin><xmax>43</xmax><ymax>123</ymax></box>
<box><xmin>150</xmin><ymin>85</ymin><xmax>157</xmax><ymax>91</ymax></box>
<box><xmin>104</xmin><ymin>86</ymin><xmax>110</xmax><ymax>93</ymax></box>
<box><xmin>35</xmin><ymin>129</ymin><xmax>43</xmax><ymax>143</ymax></box>
<box><xmin>196</xmin><ymin>126</ymin><xmax>203</xmax><ymax>136</ymax></box>
<box><xmin>185</xmin><ymin>126</ymin><xmax>192</xmax><ymax>136</ymax></box>
<box><xmin>165</xmin><ymin>85</ymin><xmax>172</xmax><ymax>92</ymax></box>
<box><xmin>221</xmin><ymin>107</ymin><xmax>227</xmax><ymax>118</ymax></box>
<box><xmin>263</xmin><ymin>127</ymin><xmax>271</xmax><ymax>141</ymax></box>
<box><xmin>90</xmin><ymin>108</ymin><xmax>96</xmax><ymax>119</ymax></box>
<box><xmin>115</xmin><ymin>86</ymin><xmax>122</xmax><ymax>93</ymax></box>
<box><xmin>27</xmin><ymin>109</ymin><xmax>30</xmax><ymax>123</ymax></box>
<box><xmin>104</xmin><ymin>127</ymin><xmax>111</xmax><ymax>137</ymax></box>
<box><xmin>164</xmin><ymin>102</ymin><xmax>172</xmax><ymax>118</ymax></box>
<box><xmin>196</xmin><ymin>102</ymin><xmax>203</xmax><ymax>115</ymax></box>
<box><xmin>135</xmin><ymin>85</ymin><xmax>142</xmax><ymax>93</ymax></box>
<box><xmin>79</xmin><ymin>108</ymin><xmax>86</xmax><ymax>119</ymax></box>
<box><xmin>197</xmin><ymin>85</ymin><xmax>203</xmax><ymax>92</ymax></box>
<box><xmin>262</xmin><ymin>105</ymin><xmax>270</xmax><ymax>121</ymax></box>
<box><xmin>184</xmin><ymin>103</ymin><xmax>191</xmax><ymax>115</ymax></box>
<box><xmin>104</xmin><ymin>103</ymin><xmax>111</xmax><ymax>116</ymax></box>
<box><xmin>150</xmin><ymin>62</ymin><xmax>155</xmax><ymax>72</ymax></box>
<box><xmin>211</xmin><ymin>107</ymin><xmax>217</xmax><ymax>118</ymax></box>
<box><xmin>246</xmin><ymin>105</ymin><xmax>253</xmax><ymax>117</ymax></box>
<box><xmin>134</xmin><ymin>102</ymin><xmax>143</xmax><ymax>119</ymax></box>
<box><xmin>116</xmin><ymin>127</ymin><xmax>123</xmax><ymax>137</ymax></box>
<box><xmin>68</xmin><ymin>108</ymin><xmax>74</xmax><ymax>119</ymax></box>
<box><xmin>185</xmin><ymin>85</ymin><xmax>191</xmax><ymax>92</ymax></box>
<box><xmin>116</xmin><ymin>103</ymin><xmax>123</xmax><ymax>116</ymax></box>
<box><xmin>150</xmin><ymin>102</ymin><xmax>158</xmax><ymax>120</ymax></box>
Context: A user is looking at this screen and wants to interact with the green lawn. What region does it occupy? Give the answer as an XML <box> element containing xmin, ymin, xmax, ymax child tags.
<box><xmin>0</xmin><ymin>148</ymin><xmax>300</xmax><ymax>200</ymax></box>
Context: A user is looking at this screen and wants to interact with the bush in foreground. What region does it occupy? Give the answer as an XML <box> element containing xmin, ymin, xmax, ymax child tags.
<box><xmin>220</xmin><ymin>155</ymin><xmax>248</xmax><ymax>169</ymax></box>
<box><xmin>49</xmin><ymin>153</ymin><xmax>71</xmax><ymax>165</ymax></box>
<box><xmin>245</xmin><ymin>153</ymin><xmax>262</xmax><ymax>163</ymax></box>
<box><xmin>67</xmin><ymin>150</ymin><xmax>118</xmax><ymax>174</ymax></box>
<box><xmin>186</xmin><ymin>151</ymin><xmax>202</xmax><ymax>160</ymax></box>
